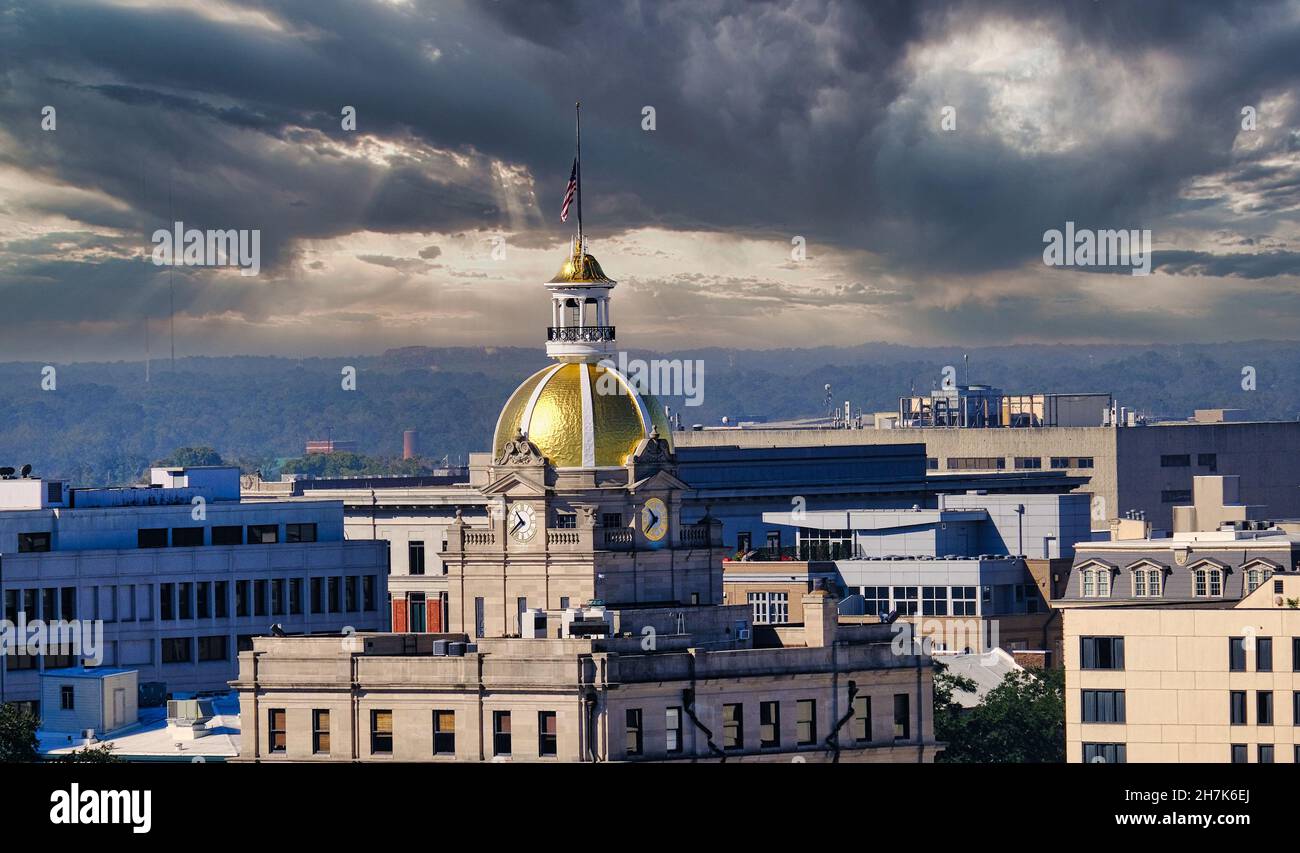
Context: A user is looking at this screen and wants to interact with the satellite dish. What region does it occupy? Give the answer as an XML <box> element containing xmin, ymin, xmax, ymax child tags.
<box><xmin>20</xmin><ymin>464</ymin><xmax>32</xmax><ymax>478</ymax></box>
<box><xmin>270</xmin><ymin>623</ymin><xmax>286</xmax><ymax>637</ymax></box>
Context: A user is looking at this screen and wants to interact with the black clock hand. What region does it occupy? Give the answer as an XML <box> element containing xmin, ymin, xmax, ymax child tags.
<box><xmin>647</xmin><ymin>509</ymin><xmax>659</xmax><ymax>528</ymax></box>
<box><xmin>510</xmin><ymin>513</ymin><xmax>524</xmax><ymax>533</ymax></box>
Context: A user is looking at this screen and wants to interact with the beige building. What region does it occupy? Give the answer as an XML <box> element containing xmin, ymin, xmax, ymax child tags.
<box><xmin>233</xmin><ymin>592</ymin><xmax>938</xmax><ymax>763</ymax></box>
<box><xmin>1063</xmin><ymin>575</ymin><xmax>1300</xmax><ymax>763</ymax></box>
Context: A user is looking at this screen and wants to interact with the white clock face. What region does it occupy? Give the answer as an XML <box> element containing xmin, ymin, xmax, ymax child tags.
<box><xmin>642</xmin><ymin>497</ymin><xmax>668</xmax><ymax>542</ymax></box>
<box><xmin>508</xmin><ymin>504</ymin><xmax>537</xmax><ymax>542</ymax></box>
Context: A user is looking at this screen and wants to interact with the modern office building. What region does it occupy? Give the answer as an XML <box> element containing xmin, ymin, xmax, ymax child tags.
<box><xmin>677</xmin><ymin>412</ymin><xmax>1300</xmax><ymax>534</ymax></box>
<box><xmin>722</xmin><ymin>491</ymin><xmax>1088</xmax><ymax>662</ymax></box>
<box><xmin>232</xmin><ymin>225</ymin><xmax>940</xmax><ymax>762</ymax></box>
<box><xmin>0</xmin><ymin>465</ymin><xmax>387</xmax><ymax>711</ymax></box>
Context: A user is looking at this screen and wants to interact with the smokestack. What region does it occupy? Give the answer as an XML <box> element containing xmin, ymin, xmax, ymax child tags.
<box><xmin>403</xmin><ymin>429</ymin><xmax>418</xmax><ymax>460</ymax></box>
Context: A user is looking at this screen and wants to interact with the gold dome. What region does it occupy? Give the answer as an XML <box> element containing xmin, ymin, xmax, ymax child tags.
<box><xmin>548</xmin><ymin>242</ymin><xmax>613</xmax><ymax>283</ymax></box>
<box><xmin>493</xmin><ymin>363</ymin><xmax>671</xmax><ymax>468</ymax></box>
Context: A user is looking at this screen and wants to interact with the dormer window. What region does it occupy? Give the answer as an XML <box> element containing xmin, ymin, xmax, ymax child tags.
<box><xmin>1129</xmin><ymin>562</ymin><xmax>1163</xmax><ymax>598</ymax></box>
<box><xmin>1192</xmin><ymin>565</ymin><xmax>1224</xmax><ymax>597</ymax></box>
<box><xmin>1243</xmin><ymin>560</ymin><xmax>1278</xmax><ymax>593</ymax></box>
<box><xmin>1080</xmin><ymin>564</ymin><xmax>1112</xmax><ymax>598</ymax></box>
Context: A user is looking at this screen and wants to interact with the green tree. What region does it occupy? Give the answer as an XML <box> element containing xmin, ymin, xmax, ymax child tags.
<box><xmin>154</xmin><ymin>446</ymin><xmax>224</xmax><ymax>467</ymax></box>
<box><xmin>0</xmin><ymin>704</ymin><xmax>40</xmax><ymax>763</ymax></box>
<box><xmin>932</xmin><ymin>661</ymin><xmax>978</xmax><ymax>748</ymax></box>
<box><xmin>51</xmin><ymin>743</ymin><xmax>123</xmax><ymax>763</ymax></box>
<box><xmin>937</xmin><ymin>667</ymin><xmax>1065</xmax><ymax>763</ymax></box>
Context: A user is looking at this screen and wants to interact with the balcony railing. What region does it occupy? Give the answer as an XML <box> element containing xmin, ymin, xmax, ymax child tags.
<box><xmin>732</xmin><ymin>543</ymin><xmax>860</xmax><ymax>561</ymax></box>
<box><xmin>547</xmin><ymin>326</ymin><xmax>615</xmax><ymax>343</ymax></box>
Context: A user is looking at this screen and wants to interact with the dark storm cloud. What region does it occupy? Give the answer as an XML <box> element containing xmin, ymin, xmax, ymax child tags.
<box><xmin>1</xmin><ymin>0</ymin><xmax>1298</xmax><ymax>358</ymax></box>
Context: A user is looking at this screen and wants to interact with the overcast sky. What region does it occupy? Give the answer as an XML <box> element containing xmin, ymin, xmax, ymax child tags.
<box><xmin>1</xmin><ymin>0</ymin><xmax>1298</xmax><ymax>361</ymax></box>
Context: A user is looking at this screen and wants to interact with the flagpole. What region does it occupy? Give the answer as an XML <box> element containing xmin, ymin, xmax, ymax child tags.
<box><xmin>575</xmin><ymin>100</ymin><xmax>583</xmax><ymax>253</ymax></box>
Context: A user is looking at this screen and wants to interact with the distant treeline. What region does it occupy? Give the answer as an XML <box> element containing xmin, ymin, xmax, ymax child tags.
<box><xmin>0</xmin><ymin>340</ymin><xmax>1294</xmax><ymax>485</ymax></box>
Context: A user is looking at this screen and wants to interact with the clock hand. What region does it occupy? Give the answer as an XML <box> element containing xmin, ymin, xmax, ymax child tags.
<box><xmin>510</xmin><ymin>512</ymin><xmax>524</xmax><ymax>533</ymax></box>
<box><xmin>647</xmin><ymin>509</ymin><xmax>659</xmax><ymax>527</ymax></box>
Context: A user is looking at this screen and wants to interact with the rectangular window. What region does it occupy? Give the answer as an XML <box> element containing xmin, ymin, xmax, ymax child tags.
<box><xmin>1229</xmin><ymin>637</ymin><xmax>1246</xmax><ymax>671</ymax></box>
<box><xmin>310</xmin><ymin>577</ymin><xmax>323</xmax><ymax>614</ymax></box>
<box><xmin>860</xmin><ymin>585</ymin><xmax>891</xmax><ymax>616</ymax></box>
<box><xmin>290</xmin><ymin>579</ymin><xmax>303</xmax><ymax>615</ymax></box>
<box><xmin>852</xmin><ymin>696</ymin><xmax>871</xmax><ymax>742</ymax></box>
<box><xmin>313</xmin><ymin>709</ymin><xmax>330</xmax><ymax>755</ymax></box>
<box><xmin>722</xmin><ymin>703</ymin><xmax>743</xmax><ymax>751</ymax></box>
<box><xmin>137</xmin><ymin>528</ymin><xmax>168</xmax><ymax>548</ymax></box>
<box><xmin>408</xmin><ymin>593</ymin><xmax>427</xmax><ymax>633</ymax></box>
<box><xmin>285</xmin><ymin>523</ymin><xmax>316</xmax><ymax>543</ymax></box>
<box><xmin>197</xmin><ymin>635</ymin><xmax>227</xmax><ymax>662</ymax></box>
<box><xmin>254</xmin><ymin>580</ymin><xmax>267</xmax><ymax>617</ymax></box>
<box><xmin>1257</xmin><ymin>691</ymin><xmax>1273</xmax><ymax>726</ymax></box>
<box><xmin>1083</xmin><ymin>742</ymin><xmax>1127</xmax><ymax>763</ymax></box>
<box><xmin>1231</xmin><ymin>744</ymin><xmax>1248</xmax><ymax>764</ymax></box>
<box><xmin>892</xmin><ymin>586</ymin><xmax>918</xmax><ymax>616</ymax></box>
<box><xmin>922</xmin><ymin>586</ymin><xmax>948</xmax><ymax>616</ymax></box>
<box><xmin>247</xmin><ymin>524</ymin><xmax>279</xmax><ymax>544</ymax></box>
<box><xmin>1198</xmin><ymin>453</ymin><xmax>1218</xmax><ymax>472</ymax></box>
<box><xmin>747</xmin><ymin>591</ymin><xmax>790</xmax><ymax>625</ymax></box>
<box><xmin>946</xmin><ymin>457</ymin><xmax>1005</xmax><ymax>470</ymax></box>
<box><xmin>666</xmin><ymin>707</ymin><xmax>683</xmax><ymax>754</ymax></box>
<box><xmin>61</xmin><ymin>587</ymin><xmax>76</xmax><ymax>620</ymax></box>
<box><xmin>624</xmin><ymin>708</ymin><xmax>642</xmax><ymax>757</ymax></box>
<box><xmin>197</xmin><ymin>583</ymin><xmax>211</xmax><ymax>619</ymax></box>
<box><xmin>371</xmin><ymin>710</ymin><xmax>393</xmax><ymax>755</ymax></box>
<box><xmin>18</xmin><ymin>531</ymin><xmax>52</xmax><ymax>553</ymax></box>
<box><xmin>1080</xmin><ymin>637</ymin><xmax>1125</xmax><ymax>670</ymax></box>
<box><xmin>492</xmin><ymin>711</ymin><xmax>511</xmax><ymax>756</ymax></box>
<box><xmin>212</xmin><ymin>525</ymin><xmax>242</xmax><ymax>546</ymax></box>
<box><xmin>796</xmin><ymin>698</ymin><xmax>817</xmax><ymax>746</ymax></box>
<box><xmin>1294</xmin><ymin>691</ymin><xmax>1300</xmax><ymax>726</ymax></box>
<box><xmin>362</xmin><ymin>576</ymin><xmax>376</xmax><ymax>612</ymax></box>
<box><xmin>602</xmin><ymin>513</ymin><xmax>623</xmax><ymax>529</ymax></box>
<box><xmin>1258</xmin><ymin>637</ymin><xmax>1273</xmax><ymax>672</ymax></box>
<box><xmin>159</xmin><ymin>583</ymin><xmax>175</xmax><ymax>621</ymax></box>
<box><xmin>1081</xmin><ymin>690</ymin><xmax>1126</xmax><ymax>723</ymax></box>
<box><xmin>60</xmin><ymin>685</ymin><xmax>74</xmax><ymax>710</ymax></box>
<box><xmin>555</xmin><ymin>512</ymin><xmax>577</xmax><ymax>530</ymax></box>
<box><xmin>1259</xmin><ymin>744</ymin><xmax>1274</xmax><ymax>764</ymax></box>
<box><xmin>235</xmin><ymin>580</ymin><xmax>250</xmax><ymax>618</ymax></box>
<box><xmin>162</xmin><ymin>637</ymin><xmax>192</xmax><ymax>663</ymax></box>
<box><xmin>1230</xmin><ymin>691</ymin><xmax>1248</xmax><ymax>725</ymax></box>
<box><xmin>268</xmin><ymin>709</ymin><xmax>286</xmax><ymax>753</ymax></box>
<box><xmin>328</xmin><ymin>577</ymin><xmax>341</xmax><ymax>612</ymax></box>
<box><xmin>433</xmin><ymin>710</ymin><xmax>455</xmax><ymax>756</ymax></box>
<box><xmin>538</xmin><ymin>711</ymin><xmax>558</xmax><ymax>757</ymax></box>
<box><xmin>345</xmin><ymin>576</ymin><xmax>358</xmax><ymax>612</ymax></box>
<box><xmin>736</xmin><ymin>532</ymin><xmax>752</xmax><ymax>553</ymax></box>
<box><xmin>893</xmin><ymin>694</ymin><xmax>910</xmax><ymax>740</ymax></box>
<box><xmin>172</xmin><ymin>527</ymin><xmax>203</xmax><ymax>547</ymax></box>
<box><xmin>408</xmin><ymin>540</ymin><xmax>425</xmax><ymax>575</ymax></box>
<box><xmin>759</xmin><ymin>701</ymin><xmax>780</xmax><ymax>748</ymax></box>
<box><xmin>951</xmin><ymin>586</ymin><xmax>977</xmax><ymax>616</ymax></box>
<box><xmin>179</xmin><ymin>583</ymin><xmax>192</xmax><ymax>620</ymax></box>
<box><xmin>271</xmin><ymin>579</ymin><xmax>284</xmax><ymax>616</ymax></box>
<box><xmin>1160</xmin><ymin>454</ymin><xmax>1191</xmax><ymax>467</ymax></box>
<box><xmin>1160</xmin><ymin>489</ymin><xmax>1192</xmax><ymax>503</ymax></box>
<box><xmin>1013</xmin><ymin>456</ymin><xmax>1041</xmax><ymax>469</ymax></box>
<box><xmin>214</xmin><ymin>581</ymin><xmax>228</xmax><ymax>618</ymax></box>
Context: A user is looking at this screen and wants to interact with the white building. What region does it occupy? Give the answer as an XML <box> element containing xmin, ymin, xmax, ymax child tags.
<box><xmin>0</xmin><ymin>465</ymin><xmax>387</xmax><ymax>712</ymax></box>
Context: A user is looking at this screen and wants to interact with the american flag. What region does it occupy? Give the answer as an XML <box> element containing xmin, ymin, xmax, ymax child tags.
<box><xmin>560</xmin><ymin>159</ymin><xmax>577</xmax><ymax>222</ymax></box>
